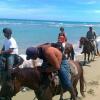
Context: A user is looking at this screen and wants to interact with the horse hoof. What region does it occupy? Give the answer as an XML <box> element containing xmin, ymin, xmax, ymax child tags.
<box><xmin>83</xmin><ymin>63</ymin><xmax>85</xmax><ymax>66</ymax></box>
<box><xmin>70</xmin><ymin>97</ymin><xmax>77</xmax><ymax>100</ymax></box>
<box><xmin>59</xmin><ymin>98</ymin><xmax>63</xmax><ymax>100</ymax></box>
<box><xmin>82</xmin><ymin>93</ymin><xmax>85</xmax><ymax>97</ymax></box>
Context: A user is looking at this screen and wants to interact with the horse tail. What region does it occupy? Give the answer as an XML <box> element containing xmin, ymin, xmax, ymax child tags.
<box><xmin>79</xmin><ymin>62</ymin><xmax>86</xmax><ymax>97</ymax></box>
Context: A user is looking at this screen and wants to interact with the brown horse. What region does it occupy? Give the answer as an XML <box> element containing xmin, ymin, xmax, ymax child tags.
<box><xmin>79</xmin><ymin>37</ymin><xmax>95</xmax><ymax>64</ymax></box>
<box><xmin>64</xmin><ymin>43</ymin><xmax>75</xmax><ymax>60</ymax></box>
<box><xmin>51</xmin><ymin>42</ymin><xmax>75</xmax><ymax>60</ymax></box>
<box><xmin>0</xmin><ymin>60</ymin><xmax>85</xmax><ymax>100</ymax></box>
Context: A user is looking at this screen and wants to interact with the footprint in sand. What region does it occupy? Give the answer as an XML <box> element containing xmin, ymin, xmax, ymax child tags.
<box><xmin>87</xmin><ymin>88</ymin><xmax>95</xmax><ymax>96</ymax></box>
<box><xmin>86</xmin><ymin>81</ymin><xmax>99</xmax><ymax>96</ymax></box>
<box><xmin>87</xmin><ymin>80</ymin><xmax>99</xmax><ymax>86</ymax></box>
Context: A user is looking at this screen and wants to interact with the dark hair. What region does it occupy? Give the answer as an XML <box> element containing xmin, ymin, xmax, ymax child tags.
<box><xmin>89</xmin><ymin>26</ymin><xmax>92</xmax><ymax>30</ymax></box>
<box><xmin>51</xmin><ymin>42</ymin><xmax>63</xmax><ymax>52</ymax></box>
<box><xmin>3</xmin><ymin>28</ymin><xmax>12</xmax><ymax>34</ymax></box>
<box><xmin>59</xmin><ymin>33</ymin><xmax>65</xmax><ymax>37</ymax></box>
<box><xmin>60</xmin><ymin>27</ymin><xmax>64</xmax><ymax>31</ymax></box>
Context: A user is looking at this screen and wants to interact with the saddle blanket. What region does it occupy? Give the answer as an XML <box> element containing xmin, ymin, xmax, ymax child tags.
<box><xmin>68</xmin><ymin>60</ymin><xmax>78</xmax><ymax>75</ymax></box>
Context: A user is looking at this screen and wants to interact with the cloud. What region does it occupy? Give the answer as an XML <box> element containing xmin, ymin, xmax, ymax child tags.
<box><xmin>77</xmin><ymin>0</ymin><xmax>97</xmax><ymax>5</ymax></box>
<box><xmin>78</xmin><ymin>9</ymin><xmax>100</xmax><ymax>14</ymax></box>
<box><xmin>93</xmin><ymin>10</ymin><xmax>100</xmax><ymax>13</ymax></box>
<box><xmin>87</xmin><ymin>1</ymin><xmax>96</xmax><ymax>4</ymax></box>
<box><xmin>0</xmin><ymin>3</ymin><xmax>58</xmax><ymax>20</ymax></box>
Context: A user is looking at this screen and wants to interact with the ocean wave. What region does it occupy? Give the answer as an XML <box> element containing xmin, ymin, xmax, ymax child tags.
<box><xmin>0</xmin><ymin>22</ymin><xmax>22</xmax><ymax>25</ymax></box>
<box><xmin>1</xmin><ymin>20</ymin><xmax>100</xmax><ymax>28</ymax></box>
<box><xmin>47</xmin><ymin>23</ymin><xmax>99</xmax><ymax>28</ymax></box>
<box><xmin>97</xmin><ymin>36</ymin><xmax>100</xmax><ymax>42</ymax></box>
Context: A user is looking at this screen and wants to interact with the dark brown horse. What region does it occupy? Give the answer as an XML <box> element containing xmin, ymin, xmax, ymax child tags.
<box><xmin>51</xmin><ymin>42</ymin><xmax>75</xmax><ymax>60</ymax></box>
<box><xmin>0</xmin><ymin>60</ymin><xmax>85</xmax><ymax>100</ymax></box>
<box><xmin>64</xmin><ymin>43</ymin><xmax>75</xmax><ymax>60</ymax></box>
<box><xmin>79</xmin><ymin>37</ymin><xmax>95</xmax><ymax>64</ymax></box>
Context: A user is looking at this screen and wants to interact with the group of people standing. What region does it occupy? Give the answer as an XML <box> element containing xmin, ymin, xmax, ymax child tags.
<box><xmin>0</xmin><ymin>26</ymin><xmax>99</xmax><ymax>100</ymax></box>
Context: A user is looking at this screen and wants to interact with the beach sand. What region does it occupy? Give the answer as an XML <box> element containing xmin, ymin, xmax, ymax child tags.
<box><xmin>12</xmin><ymin>55</ymin><xmax>100</xmax><ymax>100</ymax></box>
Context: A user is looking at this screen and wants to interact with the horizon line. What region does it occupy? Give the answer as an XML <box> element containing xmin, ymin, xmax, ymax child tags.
<box><xmin>0</xmin><ymin>17</ymin><xmax>100</xmax><ymax>23</ymax></box>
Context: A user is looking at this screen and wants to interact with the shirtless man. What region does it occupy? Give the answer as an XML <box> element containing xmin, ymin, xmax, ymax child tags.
<box><xmin>26</xmin><ymin>44</ymin><xmax>76</xmax><ymax>100</ymax></box>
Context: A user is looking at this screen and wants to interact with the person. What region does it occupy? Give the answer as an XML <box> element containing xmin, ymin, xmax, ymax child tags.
<box><xmin>58</xmin><ymin>27</ymin><xmax>67</xmax><ymax>53</ymax></box>
<box><xmin>59</xmin><ymin>27</ymin><xmax>67</xmax><ymax>42</ymax></box>
<box><xmin>0</xmin><ymin>28</ymin><xmax>19</xmax><ymax>95</ymax></box>
<box><xmin>58</xmin><ymin>27</ymin><xmax>75</xmax><ymax>60</ymax></box>
<box><xmin>86</xmin><ymin>26</ymin><xmax>96</xmax><ymax>41</ymax></box>
<box><xmin>26</xmin><ymin>44</ymin><xmax>76</xmax><ymax>100</ymax></box>
<box><xmin>86</xmin><ymin>26</ymin><xmax>99</xmax><ymax>55</ymax></box>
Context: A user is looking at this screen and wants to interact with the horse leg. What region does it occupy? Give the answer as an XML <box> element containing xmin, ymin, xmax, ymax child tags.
<box><xmin>84</xmin><ymin>53</ymin><xmax>86</xmax><ymax>65</ymax></box>
<box><xmin>35</xmin><ymin>86</ymin><xmax>53</xmax><ymax>100</ymax></box>
<box><xmin>73</xmin><ymin>80</ymin><xmax>78</xmax><ymax>97</ymax></box>
<box><xmin>0</xmin><ymin>83</ymin><xmax>12</xmax><ymax>100</ymax></box>
<box><xmin>93</xmin><ymin>50</ymin><xmax>95</xmax><ymax>60</ymax></box>
<box><xmin>68</xmin><ymin>86</ymin><xmax>77</xmax><ymax>100</ymax></box>
<box><xmin>59</xmin><ymin>88</ymin><xmax>64</xmax><ymax>100</ymax></box>
<box><xmin>79</xmin><ymin>68</ymin><xmax>85</xmax><ymax>97</ymax></box>
<box><xmin>96</xmin><ymin>49</ymin><xmax>100</xmax><ymax>56</ymax></box>
<box><xmin>91</xmin><ymin>51</ymin><xmax>95</xmax><ymax>61</ymax></box>
<box><xmin>13</xmin><ymin>79</ymin><xmax>22</xmax><ymax>95</ymax></box>
<box><xmin>88</xmin><ymin>53</ymin><xmax>90</xmax><ymax>63</ymax></box>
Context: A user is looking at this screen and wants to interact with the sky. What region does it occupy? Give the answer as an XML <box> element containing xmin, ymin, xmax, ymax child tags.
<box><xmin>0</xmin><ymin>0</ymin><xmax>100</xmax><ymax>22</ymax></box>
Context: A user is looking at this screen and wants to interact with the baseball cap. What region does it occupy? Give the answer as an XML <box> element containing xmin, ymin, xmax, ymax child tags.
<box><xmin>26</xmin><ymin>47</ymin><xmax>37</xmax><ymax>60</ymax></box>
<box><xmin>3</xmin><ymin>28</ymin><xmax>12</xmax><ymax>34</ymax></box>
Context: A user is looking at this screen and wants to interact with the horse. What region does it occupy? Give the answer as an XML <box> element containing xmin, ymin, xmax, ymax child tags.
<box><xmin>64</xmin><ymin>43</ymin><xmax>75</xmax><ymax>60</ymax></box>
<box><xmin>79</xmin><ymin>37</ymin><xmax>95</xmax><ymax>64</ymax></box>
<box><xmin>0</xmin><ymin>58</ymin><xmax>85</xmax><ymax>100</ymax></box>
<box><xmin>51</xmin><ymin>42</ymin><xmax>75</xmax><ymax>60</ymax></box>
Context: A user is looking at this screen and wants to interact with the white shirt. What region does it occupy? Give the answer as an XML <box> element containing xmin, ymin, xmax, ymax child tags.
<box><xmin>3</xmin><ymin>37</ymin><xmax>18</xmax><ymax>54</ymax></box>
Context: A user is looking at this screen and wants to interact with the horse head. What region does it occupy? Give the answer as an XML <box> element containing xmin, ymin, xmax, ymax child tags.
<box><xmin>79</xmin><ymin>37</ymin><xmax>86</xmax><ymax>48</ymax></box>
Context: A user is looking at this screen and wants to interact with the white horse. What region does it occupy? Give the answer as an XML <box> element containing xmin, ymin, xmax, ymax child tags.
<box><xmin>19</xmin><ymin>54</ymin><xmax>42</xmax><ymax>68</ymax></box>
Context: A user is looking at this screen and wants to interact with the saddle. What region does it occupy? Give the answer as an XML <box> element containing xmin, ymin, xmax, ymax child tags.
<box><xmin>13</xmin><ymin>54</ymin><xmax>24</xmax><ymax>67</ymax></box>
<box><xmin>48</xmin><ymin>72</ymin><xmax>60</xmax><ymax>87</ymax></box>
<box><xmin>40</xmin><ymin>60</ymin><xmax>78</xmax><ymax>88</ymax></box>
<box><xmin>35</xmin><ymin>66</ymin><xmax>60</xmax><ymax>88</ymax></box>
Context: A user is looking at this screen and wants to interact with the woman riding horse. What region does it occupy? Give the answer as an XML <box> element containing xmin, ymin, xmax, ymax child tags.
<box><xmin>58</xmin><ymin>34</ymin><xmax>75</xmax><ymax>60</ymax></box>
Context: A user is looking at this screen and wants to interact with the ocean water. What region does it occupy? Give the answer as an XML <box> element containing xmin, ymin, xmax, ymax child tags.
<box><xmin>0</xmin><ymin>19</ymin><xmax>100</xmax><ymax>56</ymax></box>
